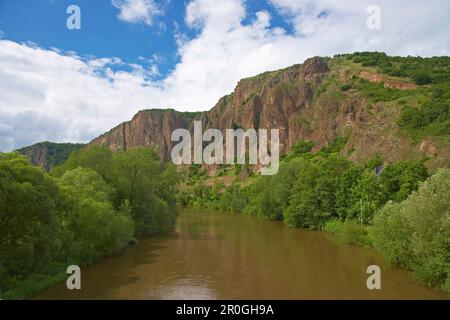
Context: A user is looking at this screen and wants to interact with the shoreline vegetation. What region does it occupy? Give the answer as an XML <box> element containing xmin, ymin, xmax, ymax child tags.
<box><xmin>179</xmin><ymin>139</ymin><xmax>450</xmax><ymax>295</ymax></box>
<box><xmin>0</xmin><ymin>147</ymin><xmax>179</xmax><ymax>299</ymax></box>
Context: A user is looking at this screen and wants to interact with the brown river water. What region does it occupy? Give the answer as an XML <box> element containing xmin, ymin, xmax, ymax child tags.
<box><xmin>35</xmin><ymin>209</ymin><xmax>447</xmax><ymax>300</ymax></box>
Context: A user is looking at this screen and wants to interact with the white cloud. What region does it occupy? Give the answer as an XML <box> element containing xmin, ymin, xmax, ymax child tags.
<box><xmin>267</xmin><ymin>0</ymin><xmax>450</xmax><ymax>56</ymax></box>
<box><xmin>0</xmin><ymin>0</ymin><xmax>449</xmax><ymax>151</ymax></box>
<box><xmin>112</xmin><ymin>0</ymin><xmax>162</xmax><ymax>26</ymax></box>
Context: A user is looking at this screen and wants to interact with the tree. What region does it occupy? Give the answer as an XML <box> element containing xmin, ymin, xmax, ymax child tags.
<box><xmin>112</xmin><ymin>148</ymin><xmax>179</xmax><ymax>236</ymax></box>
<box><xmin>413</xmin><ymin>72</ymin><xmax>432</xmax><ymax>85</ymax></box>
<box><xmin>57</xmin><ymin>168</ymin><xmax>134</xmax><ymax>264</ymax></box>
<box><xmin>336</xmin><ymin>165</ymin><xmax>364</xmax><ymax>220</ymax></box>
<box><xmin>52</xmin><ymin>146</ymin><xmax>114</xmax><ymax>183</ymax></box>
<box><xmin>372</xmin><ymin>168</ymin><xmax>450</xmax><ymax>292</ymax></box>
<box><xmin>0</xmin><ymin>153</ymin><xmax>60</xmax><ymax>289</ymax></box>
<box><xmin>379</xmin><ymin>160</ymin><xmax>428</xmax><ymax>203</ymax></box>
<box><xmin>284</xmin><ymin>156</ymin><xmax>351</xmax><ymax>229</ymax></box>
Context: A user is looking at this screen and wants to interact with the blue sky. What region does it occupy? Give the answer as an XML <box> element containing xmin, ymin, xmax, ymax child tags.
<box><xmin>0</xmin><ymin>0</ymin><xmax>449</xmax><ymax>151</ymax></box>
<box><xmin>0</xmin><ymin>0</ymin><xmax>294</xmax><ymax>79</ymax></box>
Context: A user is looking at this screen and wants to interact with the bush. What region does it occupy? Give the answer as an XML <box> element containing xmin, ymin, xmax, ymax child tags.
<box><xmin>218</xmin><ymin>184</ymin><xmax>248</xmax><ymax>213</ymax></box>
<box><xmin>340</xmin><ymin>83</ymin><xmax>352</xmax><ymax>91</ymax></box>
<box><xmin>372</xmin><ymin>168</ymin><xmax>450</xmax><ymax>293</ymax></box>
<box><xmin>413</xmin><ymin>72</ymin><xmax>432</xmax><ymax>85</ymax></box>
<box><xmin>324</xmin><ymin>219</ymin><xmax>372</xmax><ymax>247</ymax></box>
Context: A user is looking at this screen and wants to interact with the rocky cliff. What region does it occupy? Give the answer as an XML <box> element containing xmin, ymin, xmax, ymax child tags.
<box><xmin>19</xmin><ymin>54</ymin><xmax>450</xmax><ymax>171</ymax></box>
<box><xmin>89</xmin><ymin>56</ymin><xmax>449</xmax><ymax>170</ymax></box>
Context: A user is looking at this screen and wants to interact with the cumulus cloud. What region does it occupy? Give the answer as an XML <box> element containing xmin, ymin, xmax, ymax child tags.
<box><xmin>0</xmin><ymin>0</ymin><xmax>449</xmax><ymax>151</ymax></box>
<box><xmin>267</xmin><ymin>0</ymin><xmax>450</xmax><ymax>56</ymax></box>
<box><xmin>112</xmin><ymin>0</ymin><xmax>162</xmax><ymax>26</ymax></box>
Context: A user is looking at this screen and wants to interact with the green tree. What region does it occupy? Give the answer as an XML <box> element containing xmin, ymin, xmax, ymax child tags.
<box><xmin>284</xmin><ymin>156</ymin><xmax>351</xmax><ymax>229</ymax></box>
<box><xmin>413</xmin><ymin>72</ymin><xmax>432</xmax><ymax>85</ymax></box>
<box><xmin>0</xmin><ymin>153</ymin><xmax>60</xmax><ymax>290</ymax></box>
<box><xmin>379</xmin><ymin>160</ymin><xmax>428</xmax><ymax>203</ymax></box>
<box><xmin>52</xmin><ymin>146</ymin><xmax>114</xmax><ymax>183</ymax></box>
<box><xmin>57</xmin><ymin>168</ymin><xmax>134</xmax><ymax>264</ymax></box>
<box><xmin>112</xmin><ymin>148</ymin><xmax>178</xmax><ymax>236</ymax></box>
<box><xmin>372</xmin><ymin>168</ymin><xmax>450</xmax><ymax>292</ymax></box>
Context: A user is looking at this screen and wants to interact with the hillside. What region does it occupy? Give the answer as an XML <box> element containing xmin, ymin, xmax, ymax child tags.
<box><xmin>19</xmin><ymin>53</ymin><xmax>450</xmax><ymax>171</ymax></box>
<box><xmin>16</xmin><ymin>141</ymin><xmax>85</xmax><ymax>171</ymax></box>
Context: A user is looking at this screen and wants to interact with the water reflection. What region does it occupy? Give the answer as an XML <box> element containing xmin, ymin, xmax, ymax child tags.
<box><xmin>152</xmin><ymin>277</ymin><xmax>217</xmax><ymax>300</ymax></box>
<box><xmin>35</xmin><ymin>209</ymin><xmax>447</xmax><ymax>300</ymax></box>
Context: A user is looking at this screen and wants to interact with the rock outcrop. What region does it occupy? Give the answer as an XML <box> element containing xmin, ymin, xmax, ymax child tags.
<box><xmin>90</xmin><ymin>109</ymin><xmax>200</xmax><ymax>161</ymax></box>
<box><xmin>18</xmin><ymin>56</ymin><xmax>449</xmax><ymax>171</ymax></box>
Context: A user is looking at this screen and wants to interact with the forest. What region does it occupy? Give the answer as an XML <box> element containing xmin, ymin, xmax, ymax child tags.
<box><xmin>0</xmin><ymin>147</ymin><xmax>179</xmax><ymax>299</ymax></box>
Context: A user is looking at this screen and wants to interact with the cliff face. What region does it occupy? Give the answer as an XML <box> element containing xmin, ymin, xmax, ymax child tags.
<box><xmin>89</xmin><ymin>57</ymin><xmax>332</xmax><ymax>159</ymax></box>
<box><xmin>90</xmin><ymin>109</ymin><xmax>200</xmax><ymax>161</ymax></box>
<box><xmin>20</xmin><ymin>55</ymin><xmax>450</xmax><ymax>170</ymax></box>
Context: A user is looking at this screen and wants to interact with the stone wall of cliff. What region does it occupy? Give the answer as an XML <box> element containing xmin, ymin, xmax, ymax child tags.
<box><xmin>19</xmin><ymin>56</ymin><xmax>449</xmax><ymax>171</ymax></box>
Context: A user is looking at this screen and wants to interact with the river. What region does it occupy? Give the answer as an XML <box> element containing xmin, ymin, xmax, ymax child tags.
<box><xmin>35</xmin><ymin>209</ymin><xmax>446</xmax><ymax>299</ymax></box>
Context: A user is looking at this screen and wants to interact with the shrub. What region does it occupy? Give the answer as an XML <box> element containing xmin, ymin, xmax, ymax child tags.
<box><xmin>324</xmin><ymin>219</ymin><xmax>372</xmax><ymax>247</ymax></box>
<box><xmin>413</xmin><ymin>72</ymin><xmax>432</xmax><ymax>85</ymax></box>
<box><xmin>372</xmin><ymin>168</ymin><xmax>450</xmax><ymax>293</ymax></box>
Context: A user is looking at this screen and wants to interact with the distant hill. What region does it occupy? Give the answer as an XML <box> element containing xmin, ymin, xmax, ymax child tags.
<box><xmin>16</xmin><ymin>141</ymin><xmax>85</xmax><ymax>171</ymax></box>
<box><xmin>20</xmin><ymin>52</ymin><xmax>450</xmax><ymax>171</ymax></box>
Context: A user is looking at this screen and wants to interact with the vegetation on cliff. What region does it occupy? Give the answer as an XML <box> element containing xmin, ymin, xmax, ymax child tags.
<box><xmin>16</xmin><ymin>141</ymin><xmax>85</xmax><ymax>171</ymax></box>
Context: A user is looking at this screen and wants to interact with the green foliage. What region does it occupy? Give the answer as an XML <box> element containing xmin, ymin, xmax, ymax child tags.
<box><xmin>218</xmin><ymin>184</ymin><xmax>248</xmax><ymax>213</ymax></box>
<box><xmin>359</xmin><ymin>79</ymin><xmax>410</xmax><ymax>102</ymax></box>
<box><xmin>340</xmin><ymin>83</ymin><xmax>352</xmax><ymax>91</ymax></box>
<box><xmin>0</xmin><ymin>153</ymin><xmax>60</xmax><ymax>292</ymax></box>
<box><xmin>246</xmin><ymin>158</ymin><xmax>307</xmax><ymax>220</ymax></box>
<box><xmin>54</xmin><ymin>146</ymin><xmax>179</xmax><ymax>237</ymax></box>
<box><xmin>379</xmin><ymin>160</ymin><xmax>429</xmax><ymax>202</ymax></box>
<box><xmin>346</xmin><ymin>52</ymin><xmax>450</xmax><ymax>84</ymax></box>
<box><xmin>285</xmin><ymin>140</ymin><xmax>315</xmax><ymax>160</ymax></box>
<box><xmin>372</xmin><ymin>168</ymin><xmax>450</xmax><ymax>293</ymax></box>
<box><xmin>57</xmin><ymin>168</ymin><xmax>134</xmax><ymax>264</ymax></box>
<box><xmin>413</xmin><ymin>72</ymin><xmax>432</xmax><ymax>85</ymax></box>
<box><xmin>318</xmin><ymin>136</ymin><xmax>349</xmax><ymax>154</ymax></box>
<box><xmin>324</xmin><ymin>219</ymin><xmax>372</xmax><ymax>247</ymax></box>
<box><xmin>112</xmin><ymin>148</ymin><xmax>179</xmax><ymax>236</ymax></box>
<box><xmin>185</xmin><ymin>164</ymin><xmax>207</xmax><ymax>185</ymax></box>
<box><xmin>17</xmin><ymin>142</ymin><xmax>84</xmax><ymax>168</ymax></box>
<box><xmin>0</xmin><ymin>146</ymin><xmax>180</xmax><ymax>298</ymax></box>
<box><xmin>52</xmin><ymin>146</ymin><xmax>114</xmax><ymax>182</ymax></box>
<box><xmin>284</xmin><ymin>156</ymin><xmax>351</xmax><ymax>228</ymax></box>
<box><xmin>398</xmin><ymin>91</ymin><xmax>450</xmax><ymax>136</ymax></box>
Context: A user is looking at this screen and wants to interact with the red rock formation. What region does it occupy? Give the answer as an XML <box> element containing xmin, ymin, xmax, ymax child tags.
<box><xmin>20</xmin><ymin>56</ymin><xmax>448</xmax><ymax>171</ymax></box>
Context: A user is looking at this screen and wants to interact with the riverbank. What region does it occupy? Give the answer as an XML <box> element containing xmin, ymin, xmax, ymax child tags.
<box><xmin>5</xmin><ymin>205</ymin><xmax>447</xmax><ymax>299</ymax></box>
<box><xmin>1</xmin><ymin>270</ymin><xmax>67</xmax><ymax>300</ymax></box>
<box><xmin>34</xmin><ymin>209</ymin><xmax>446</xmax><ymax>300</ymax></box>
<box><xmin>180</xmin><ymin>154</ymin><xmax>450</xmax><ymax>295</ymax></box>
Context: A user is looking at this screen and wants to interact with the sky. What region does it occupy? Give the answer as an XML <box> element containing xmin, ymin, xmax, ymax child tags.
<box><xmin>0</xmin><ymin>0</ymin><xmax>449</xmax><ymax>151</ymax></box>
